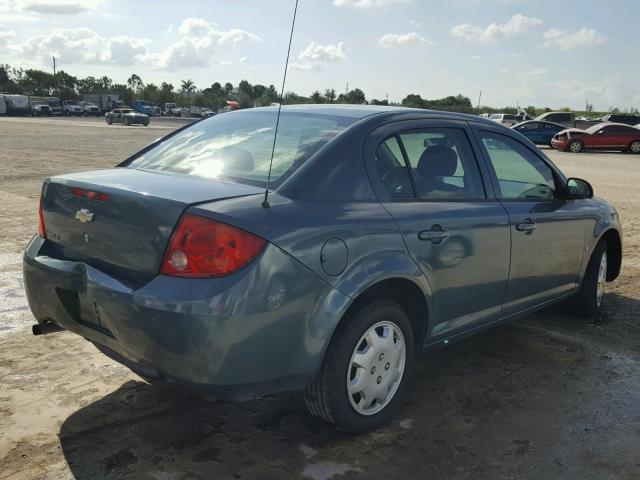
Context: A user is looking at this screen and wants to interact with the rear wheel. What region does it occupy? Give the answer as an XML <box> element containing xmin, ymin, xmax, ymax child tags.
<box><xmin>106</xmin><ymin>117</ymin><xmax>112</xmax><ymax>125</ymax></box>
<box><xmin>573</xmin><ymin>241</ymin><xmax>607</xmax><ymax>319</ymax></box>
<box><xmin>124</xmin><ymin>118</ymin><xmax>130</xmax><ymax>126</ymax></box>
<box><xmin>568</xmin><ymin>140</ymin><xmax>583</xmax><ymax>153</ymax></box>
<box><xmin>305</xmin><ymin>300</ymin><xmax>414</xmax><ymax>433</ymax></box>
<box><xmin>629</xmin><ymin>140</ymin><xmax>640</xmax><ymax>154</ymax></box>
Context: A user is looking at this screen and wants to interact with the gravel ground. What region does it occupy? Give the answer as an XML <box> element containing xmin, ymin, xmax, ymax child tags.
<box><xmin>0</xmin><ymin>116</ymin><xmax>638</xmax><ymax>480</ymax></box>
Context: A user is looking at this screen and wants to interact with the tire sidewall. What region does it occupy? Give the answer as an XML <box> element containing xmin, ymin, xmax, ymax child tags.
<box><xmin>325</xmin><ymin>301</ymin><xmax>415</xmax><ymax>433</ymax></box>
<box><xmin>577</xmin><ymin>241</ymin><xmax>607</xmax><ymax>318</ymax></box>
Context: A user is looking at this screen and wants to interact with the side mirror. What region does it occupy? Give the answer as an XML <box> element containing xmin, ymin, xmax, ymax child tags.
<box><xmin>565</xmin><ymin>177</ymin><xmax>593</xmax><ymax>199</ymax></box>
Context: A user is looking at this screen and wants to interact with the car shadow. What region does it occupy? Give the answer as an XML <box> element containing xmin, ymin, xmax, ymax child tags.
<box><xmin>58</xmin><ymin>293</ymin><xmax>640</xmax><ymax>479</ymax></box>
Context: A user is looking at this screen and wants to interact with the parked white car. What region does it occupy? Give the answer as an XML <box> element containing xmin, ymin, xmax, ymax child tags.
<box><xmin>489</xmin><ymin>113</ymin><xmax>520</xmax><ymax>127</ymax></box>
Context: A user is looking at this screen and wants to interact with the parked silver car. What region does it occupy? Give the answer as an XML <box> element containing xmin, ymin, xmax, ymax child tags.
<box><xmin>105</xmin><ymin>108</ymin><xmax>149</xmax><ymax>126</ymax></box>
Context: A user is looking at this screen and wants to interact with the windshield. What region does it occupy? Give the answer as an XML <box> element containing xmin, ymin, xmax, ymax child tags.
<box><xmin>125</xmin><ymin>109</ymin><xmax>354</xmax><ymax>187</ymax></box>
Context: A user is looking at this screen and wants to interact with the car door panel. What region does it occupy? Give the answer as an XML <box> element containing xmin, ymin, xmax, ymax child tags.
<box><xmin>385</xmin><ymin>201</ymin><xmax>510</xmax><ymax>337</ymax></box>
<box><xmin>472</xmin><ymin>125</ymin><xmax>586</xmax><ymax>313</ymax></box>
<box><xmin>365</xmin><ymin>120</ymin><xmax>511</xmax><ymax>343</ymax></box>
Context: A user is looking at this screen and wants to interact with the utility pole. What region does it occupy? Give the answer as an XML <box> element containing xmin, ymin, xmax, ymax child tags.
<box><xmin>345</xmin><ymin>81</ymin><xmax>348</xmax><ymax>94</ymax></box>
<box><xmin>52</xmin><ymin>56</ymin><xmax>57</xmax><ymax>95</ymax></box>
<box><xmin>477</xmin><ymin>89</ymin><xmax>482</xmax><ymax>109</ymax></box>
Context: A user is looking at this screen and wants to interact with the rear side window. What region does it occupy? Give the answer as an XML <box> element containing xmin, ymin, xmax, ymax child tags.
<box><xmin>375</xmin><ymin>128</ymin><xmax>485</xmax><ymax>200</ymax></box>
<box><xmin>127</xmin><ymin>110</ymin><xmax>354</xmax><ymax>187</ymax></box>
<box><xmin>480</xmin><ymin>132</ymin><xmax>556</xmax><ymax>200</ymax></box>
<box><xmin>375</xmin><ymin>137</ymin><xmax>414</xmax><ymax>199</ymax></box>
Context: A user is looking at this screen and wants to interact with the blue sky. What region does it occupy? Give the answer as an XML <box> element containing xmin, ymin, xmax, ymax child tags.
<box><xmin>1</xmin><ymin>0</ymin><xmax>638</xmax><ymax>110</ymax></box>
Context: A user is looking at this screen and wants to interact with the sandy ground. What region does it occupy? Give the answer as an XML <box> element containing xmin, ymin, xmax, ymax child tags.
<box><xmin>0</xmin><ymin>116</ymin><xmax>638</xmax><ymax>480</ymax></box>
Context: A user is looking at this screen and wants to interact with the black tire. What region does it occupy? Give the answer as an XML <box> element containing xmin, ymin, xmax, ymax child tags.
<box><xmin>124</xmin><ymin>118</ymin><xmax>130</xmax><ymax>126</ymax></box>
<box><xmin>629</xmin><ymin>140</ymin><xmax>640</xmax><ymax>154</ymax></box>
<box><xmin>573</xmin><ymin>241</ymin><xmax>607</xmax><ymax>319</ymax></box>
<box><xmin>568</xmin><ymin>139</ymin><xmax>583</xmax><ymax>153</ymax></box>
<box><xmin>106</xmin><ymin>117</ymin><xmax>112</xmax><ymax>125</ymax></box>
<box><xmin>305</xmin><ymin>300</ymin><xmax>415</xmax><ymax>433</ymax></box>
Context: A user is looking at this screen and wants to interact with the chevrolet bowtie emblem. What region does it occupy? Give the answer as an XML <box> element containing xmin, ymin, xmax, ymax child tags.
<box><xmin>75</xmin><ymin>208</ymin><xmax>95</xmax><ymax>224</ymax></box>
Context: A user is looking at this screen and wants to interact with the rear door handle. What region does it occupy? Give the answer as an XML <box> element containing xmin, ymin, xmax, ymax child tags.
<box><xmin>515</xmin><ymin>219</ymin><xmax>536</xmax><ymax>233</ymax></box>
<box><xmin>418</xmin><ymin>226</ymin><xmax>449</xmax><ymax>244</ymax></box>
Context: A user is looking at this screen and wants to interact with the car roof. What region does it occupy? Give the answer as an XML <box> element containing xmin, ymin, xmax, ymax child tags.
<box><xmin>516</xmin><ymin>120</ymin><xmax>564</xmax><ymax>127</ymax></box>
<box><xmin>237</xmin><ymin>104</ymin><xmax>498</xmax><ymax>126</ymax></box>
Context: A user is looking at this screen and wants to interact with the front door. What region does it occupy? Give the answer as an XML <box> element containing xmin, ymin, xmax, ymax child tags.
<box><xmin>475</xmin><ymin>128</ymin><xmax>586</xmax><ymax>314</ymax></box>
<box><xmin>368</xmin><ymin>121</ymin><xmax>511</xmax><ymax>342</ymax></box>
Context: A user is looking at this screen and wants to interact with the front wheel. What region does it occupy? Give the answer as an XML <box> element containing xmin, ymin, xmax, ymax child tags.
<box><xmin>124</xmin><ymin>118</ymin><xmax>130</xmax><ymax>126</ymax></box>
<box><xmin>106</xmin><ymin>117</ymin><xmax>112</xmax><ymax>125</ymax></box>
<box><xmin>568</xmin><ymin>140</ymin><xmax>583</xmax><ymax>153</ymax></box>
<box><xmin>573</xmin><ymin>241</ymin><xmax>607</xmax><ymax>319</ymax></box>
<box><xmin>305</xmin><ymin>300</ymin><xmax>414</xmax><ymax>433</ymax></box>
<box><xmin>629</xmin><ymin>141</ymin><xmax>640</xmax><ymax>154</ymax></box>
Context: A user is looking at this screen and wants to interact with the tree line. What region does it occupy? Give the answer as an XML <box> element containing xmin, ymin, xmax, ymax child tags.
<box><xmin>0</xmin><ymin>63</ymin><xmax>622</xmax><ymax>117</ymax></box>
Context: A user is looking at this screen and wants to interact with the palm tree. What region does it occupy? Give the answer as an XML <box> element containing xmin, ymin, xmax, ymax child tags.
<box><xmin>180</xmin><ymin>79</ymin><xmax>196</xmax><ymax>96</ymax></box>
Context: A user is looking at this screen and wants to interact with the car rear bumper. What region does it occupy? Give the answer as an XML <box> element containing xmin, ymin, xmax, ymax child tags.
<box><xmin>23</xmin><ymin>235</ymin><xmax>348</xmax><ymax>398</ymax></box>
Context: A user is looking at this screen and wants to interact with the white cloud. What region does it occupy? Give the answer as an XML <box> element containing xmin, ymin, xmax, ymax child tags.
<box><xmin>5</xmin><ymin>17</ymin><xmax>260</xmax><ymax>69</ymax></box>
<box><xmin>451</xmin><ymin>14</ymin><xmax>542</xmax><ymax>42</ymax></box>
<box><xmin>10</xmin><ymin>27</ymin><xmax>104</xmax><ymax>63</ymax></box>
<box><xmin>100</xmin><ymin>35</ymin><xmax>151</xmax><ymax>65</ymax></box>
<box><xmin>378</xmin><ymin>32</ymin><xmax>432</xmax><ymax>47</ymax></box>
<box><xmin>144</xmin><ymin>17</ymin><xmax>261</xmax><ymax>69</ymax></box>
<box><xmin>333</xmin><ymin>0</ymin><xmax>410</xmax><ymax>7</ymax></box>
<box><xmin>9</xmin><ymin>27</ymin><xmax>149</xmax><ymax>66</ymax></box>
<box><xmin>291</xmin><ymin>41</ymin><xmax>346</xmax><ymax>71</ymax></box>
<box><xmin>0</xmin><ymin>27</ymin><xmax>16</xmax><ymax>47</ymax></box>
<box><xmin>239</xmin><ymin>56</ymin><xmax>248</xmax><ymax>63</ymax></box>
<box><xmin>543</xmin><ymin>28</ymin><xmax>604</xmax><ymax>51</ymax></box>
<box><xmin>0</xmin><ymin>0</ymin><xmax>100</xmax><ymax>15</ymax></box>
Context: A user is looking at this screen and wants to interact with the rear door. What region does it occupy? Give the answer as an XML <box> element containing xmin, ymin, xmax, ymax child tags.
<box><xmin>366</xmin><ymin>120</ymin><xmax>511</xmax><ymax>342</ymax></box>
<box><xmin>472</xmin><ymin>125</ymin><xmax>586</xmax><ymax>314</ymax></box>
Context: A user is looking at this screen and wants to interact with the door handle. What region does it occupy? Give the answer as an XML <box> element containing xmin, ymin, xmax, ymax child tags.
<box><xmin>515</xmin><ymin>219</ymin><xmax>536</xmax><ymax>233</ymax></box>
<box><xmin>418</xmin><ymin>226</ymin><xmax>449</xmax><ymax>244</ymax></box>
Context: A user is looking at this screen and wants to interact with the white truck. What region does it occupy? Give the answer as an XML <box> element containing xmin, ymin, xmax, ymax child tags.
<box><xmin>79</xmin><ymin>101</ymin><xmax>101</xmax><ymax>116</ymax></box>
<box><xmin>82</xmin><ymin>94</ymin><xmax>123</xmax><ymax>113</ymax></box>
<box><xmin>62</xmin><ymin>100</ymin><xmax>83</xmax><ymax>116</ymax></box>
<box><xmin>163</xmin><ymin>102</ymin><xmax>189</xmax><ymax>117</ymax></box>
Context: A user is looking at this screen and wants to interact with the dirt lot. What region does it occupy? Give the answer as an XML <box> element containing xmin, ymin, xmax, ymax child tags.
<box><xmin>0</xmin><ymin>116</ymin><xmax>638</xmax><ymax>480</ymax></box>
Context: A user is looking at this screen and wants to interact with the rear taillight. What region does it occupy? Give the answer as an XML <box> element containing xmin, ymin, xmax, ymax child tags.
<box><xmin>37</xmin><ymin>188</ymin><xmax>46</xmax><ymax>238</ymax></box>
<box><xmin>161</xmin><ymin>214</ymin><xmax>266</xmax><ymax>278</ymax></box>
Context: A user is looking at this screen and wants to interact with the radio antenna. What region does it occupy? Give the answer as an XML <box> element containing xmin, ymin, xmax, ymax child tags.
<box><xmin>262</xmin><ymin>0</ymin><xmax>300</xmax><ymax>208</ymax></box>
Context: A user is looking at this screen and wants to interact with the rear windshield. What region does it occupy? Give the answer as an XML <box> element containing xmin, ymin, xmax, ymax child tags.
<box><xmin>126</xmin><ymin>109</ymin><xmax>354</xmax><ymax>187</ymax></box>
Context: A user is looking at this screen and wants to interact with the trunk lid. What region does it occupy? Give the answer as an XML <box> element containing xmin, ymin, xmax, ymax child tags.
<box><xmin>41</xmin><ymin>168</ymin><xmax>262</xmax><ymax>283</ymax></box>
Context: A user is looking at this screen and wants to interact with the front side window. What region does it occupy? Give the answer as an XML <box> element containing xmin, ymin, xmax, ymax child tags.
<box><xmin>126</xmin><ymin>110</ymin><xmax>354</xmax><ymax>187</ymax></box>
<box><xmin>480</xmin><ymin>132</ymin><xmax>556</xmax><ymax>200</ymax></box>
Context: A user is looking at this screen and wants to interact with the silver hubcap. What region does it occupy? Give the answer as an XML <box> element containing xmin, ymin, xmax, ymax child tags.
<box><xmin>596</xmin><ymin>251</ymin><xmax>607</xmax><ymax>308</ymax></box>
<box><xmin>570</xmin><ymin>141</ymin><xmax>582</xmax><ymax>152</ymax></box>
<box><xmin>631</xmin><ymin>142</ymin><xmax>640</xmax><ymax>153</ymax></box>
<box><xmin>347</xmin><ymin>321</ymin><xmax>406</xmax><ymax>416</ymax></box>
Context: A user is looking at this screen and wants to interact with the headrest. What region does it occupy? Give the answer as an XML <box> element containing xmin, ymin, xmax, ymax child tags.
<box><xmin>417</xmin><ymin>145</ymin><xmax>458</xmax><ymax>178</ymax></box>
